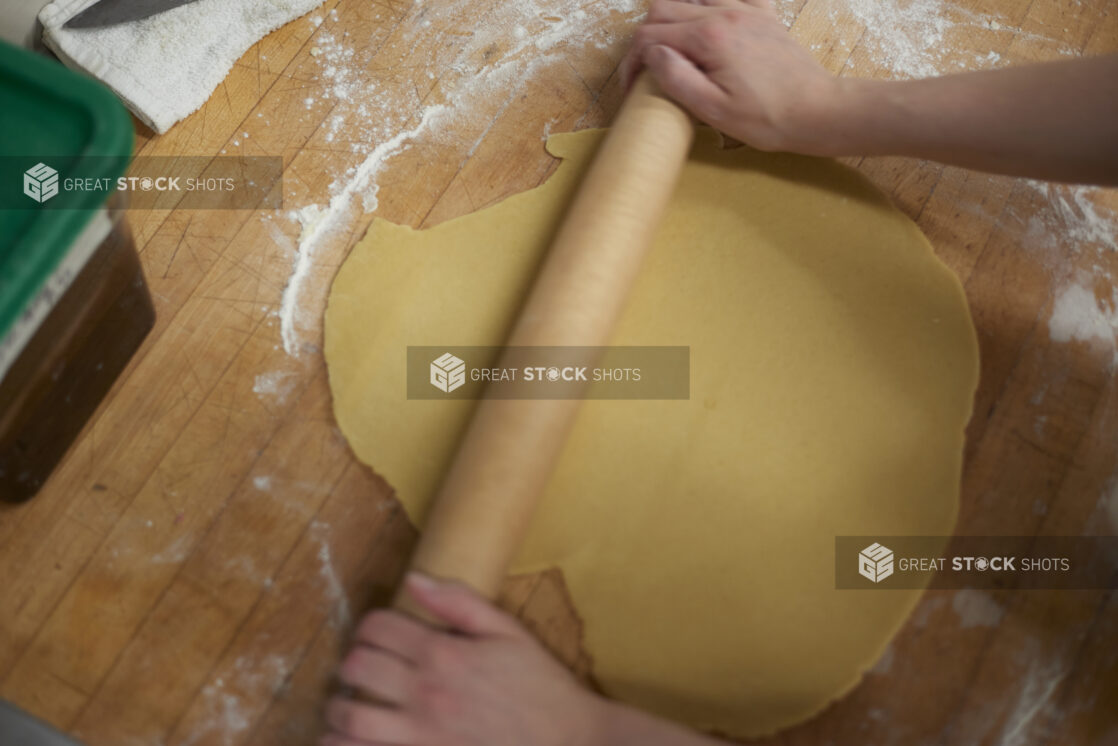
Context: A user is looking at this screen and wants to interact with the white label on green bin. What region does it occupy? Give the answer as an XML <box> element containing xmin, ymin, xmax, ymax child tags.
<box><xmin>0</xmin><ymin>209</ymin><xmax>111</xmax><ymax>383</ymax></box>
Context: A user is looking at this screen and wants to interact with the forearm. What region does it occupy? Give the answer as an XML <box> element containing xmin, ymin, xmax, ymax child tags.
<box><xmin>590</xmin><ymin>701</ymin><xmax>730</xmax><ymax>746</ymax></box>
<box><xmin>819</xmin><ymin>55</ymin><xmax>1118</xmax><ymax>185</ymax></box>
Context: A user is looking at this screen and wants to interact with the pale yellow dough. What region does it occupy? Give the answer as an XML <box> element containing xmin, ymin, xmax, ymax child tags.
<box><xmin>324</xmin><ymin>129</ymin><xmax>979</xmax><ymax>737</ymax></box>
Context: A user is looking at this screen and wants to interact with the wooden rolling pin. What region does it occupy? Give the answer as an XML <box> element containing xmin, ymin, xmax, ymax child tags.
<box><xmin>394</xmin><ymin>73</ymin><xmax>694</xmax><ymax>619</ymax></box>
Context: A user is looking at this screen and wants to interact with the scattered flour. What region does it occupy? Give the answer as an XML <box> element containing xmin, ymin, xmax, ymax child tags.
<box><xmin>149</xmin><ymin>533</ymin><xmax>192</xmax><ymax>565</ymax></box>
<box><xmin>540</xmin><ymin>115</ymin><xmax>561</xmax><ymax>142</ymax></box>
<box><xmin>310</xmin><ymin>520</ymin><xmax>351</xmax><ymax>628</ymax></box>
<box><xmin>253</xmin><ymin>370</ymin><xmax>297</xmax><ymax>403</ymax></box>
<box><xmin>992</xmin><ymin>653</ymin><xmax>1069</xmax><ymax>746</ymax></box>
<box><xmin>1026</xmin><ymin>183</ymin><xmax>1118</xmax><ymax>258</ymax></box>
<box><xmin>870</xmin><ymin>643</ymin><xmax>894</xmax><ymax>675</ymax></box>
<box><xmin>180</xmin><ymin>692</ymin><xmax>249</xmax><ymax>746</ymax></box>
<box><xmin>910</xmin><ymin>594</ymin><xmax>947</xmax><ymax>627</ymax></box>
<box><xmin>1047</xmin><ymin>280</ymin><xmax>1118</xmax><ymax>367</ymax></box>
<box><xmin>279</xmin><ymin>105</ymin><xmax>450</xmax><ymax>355</ymax></box>
<box><xmin>182</xmin><ymin>654</ymin><xmax>292</xmax><ymax>746</ymax></box>
<box><xmin>830</xmin><ymin>1</ymin><xmax>945</xmax><ymax>76</ymax></box>
<box><xmin>1098</xmin><ymin>478</ymin><xmax>1118</xmax><ymax>534</ymax></box>
<box><xmin>835</xmin><ymin>0</ymin><xmax>967</xmax><ymax>78</ymax></box>
<box><xmin>951</xmin><ymin>589</ymin><xmax>1006</xmax><ymax>628</ymax></box>
<box><xmin>223</xmin><ymin>554</ymin><xmax>263</xmax><ymax>583</ymax></box>
<box><xmin>829</xmin><ymin>0</ymin><xmax>1074</xmax><ymax>79</ymax></box>
<box><xmin>276</xmin><ymin>0</ymin><xmax>643</xmax><ymax>356</ymax></box>
<box><xmin>1029</xmin><ymin>185</ymin><xmax>1118</xmax><ymax>369</ymax></box>
<box><xmin>253</xmin><ymin>475</ymin><xmax>273</xmax><ymax>491</ymax></box>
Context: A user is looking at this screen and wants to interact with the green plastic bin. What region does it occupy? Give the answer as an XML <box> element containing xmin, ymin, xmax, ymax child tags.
<box><xmin>0</xmin><ymin>37</ymin><xmax>133</xmax><ymax>342</ymax></box>
<box><xmin>0</xmin><ymin>39</ymin><xmax>154</xmax><ymax>501</ymax></box>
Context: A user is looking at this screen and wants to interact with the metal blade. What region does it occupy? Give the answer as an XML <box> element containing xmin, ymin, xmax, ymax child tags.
<box><xmin>64</xmin><ymin>0</ymin><xmax>205</xmax><ymax>29</ymax></box>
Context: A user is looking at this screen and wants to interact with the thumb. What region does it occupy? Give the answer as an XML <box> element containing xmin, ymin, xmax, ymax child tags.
<box><xmin>404</xmin><ymin>572</ymin><xmax>520</xmax><ymax>638</ymax></box>
<box><xmin>642</xmin><ymin>44</ymin><xmax>726</xmax><ymax>125</ymax></box>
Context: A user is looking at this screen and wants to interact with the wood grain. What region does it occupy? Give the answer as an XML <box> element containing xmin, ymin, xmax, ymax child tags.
<box><xmin>0</xmin><ymin>0</ymin><xmax>1115</xmax><ymax>744</ymax></box>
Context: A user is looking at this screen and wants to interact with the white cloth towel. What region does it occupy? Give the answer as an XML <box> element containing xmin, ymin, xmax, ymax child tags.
<box><xmin>40</xmin><ymin>0</ymin><xmax>325</xmax><ymax>133</ymax></box>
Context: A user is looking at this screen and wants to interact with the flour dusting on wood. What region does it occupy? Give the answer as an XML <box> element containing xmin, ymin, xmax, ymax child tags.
<box><xmin>277</xmin><ymin>0</ymin><xmax>643</xmax><ymax>356</ymax></box>
<box><xmin>311</xmin><ymin>520</ymin><xmax>351</xmax><ymax>629</ymax></box>
<box><xmin>951</xmin><ymin>589</ymin><xmax>1006</xmax><ymax>628</ymax></box>
<box><xmin>819</xmin><ymin>0</ymin><xmax>1079</xmax><ymax>78</ymax></box>
<box><xmin>280</xmin><ymin>105</ymin><xmax>448</xmax><ymax>356</ymax></box>
<box><xmin>1047</xmin><ymin>279</ymin><xmax>1118</xmax><ymax>368</ymax></box>
<box><xmin>1103</xmin><ymin>479</ymin><xmax>1118</xmax><ymax>533</ymax></box>
<box><xmin>182</xmin><ymin>654</ymin><xmax>293</xmax><ymax>746</ymax></box>
<box><xmin>253</xmin><ymin>370</ymin><xmax>297</xmax><ymax>403</ymax></box>
<box><xmin>1026</xmin><ymin>183</ymin><xmax>1118</xmax><ymax>257</ymax></box>
<box><xmin>993</xmin><ymin>652</ymin><xmax>1070</xmax><ymax>746</ymax></box>
<box><xmin>149</xmin><ymin>533</ymin><xmax>192</xmax><ymax>565</ymax></box>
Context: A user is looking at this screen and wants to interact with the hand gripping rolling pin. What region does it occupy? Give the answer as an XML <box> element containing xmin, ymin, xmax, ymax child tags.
<box><xmin>394</xmin><ymin>73</ymin><xmax>694</xmax><ymax>620</ymax></box>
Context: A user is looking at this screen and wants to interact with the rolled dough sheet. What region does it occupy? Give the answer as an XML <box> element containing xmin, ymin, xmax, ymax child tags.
<box><xmin>324</xmin><ymin>128</ymin><xmax>979</xmax><ymax>737</ymax></box>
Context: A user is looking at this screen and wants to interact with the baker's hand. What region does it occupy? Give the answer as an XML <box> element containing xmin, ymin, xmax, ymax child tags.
<box><xmin>323</xmin><ymin>573</ymin><xmax>608</xmax><ymax>746</ymax></box>
<box><xmin>622</xmin><ymin>0</ymin><xmax>844</xmax><ymax>154</ymax></box>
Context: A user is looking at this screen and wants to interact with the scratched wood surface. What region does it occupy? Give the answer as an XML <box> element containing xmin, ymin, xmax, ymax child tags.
<box><xmin>2</xmin><ymin>0</ymin><xmax>1116</xmax><ymax>744</ymax></box>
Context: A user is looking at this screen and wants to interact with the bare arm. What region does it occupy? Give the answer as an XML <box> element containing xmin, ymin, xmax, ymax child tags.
<box><xmin>625</xmin><ymin>0</ymin><xmax>1118</xmax><ymax>185</ymax></box>
<box><xmin>827</xmin><ymin>57</ymin><xmax>1118</xmax><ymax>183</ymax></box>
